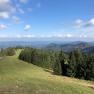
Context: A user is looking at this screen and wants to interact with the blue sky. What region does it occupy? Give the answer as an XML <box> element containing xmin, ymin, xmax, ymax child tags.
<box><xmin>0</xmin><ymin>0</ymin><xmax>94</xmax><ymax>41</ymax></box>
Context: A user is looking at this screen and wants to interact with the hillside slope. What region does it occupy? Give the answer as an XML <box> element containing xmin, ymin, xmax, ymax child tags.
<box><xmin>0</xmin><ymin>50</ymin><xmax>94</xmax><ymax>94</ymax></box>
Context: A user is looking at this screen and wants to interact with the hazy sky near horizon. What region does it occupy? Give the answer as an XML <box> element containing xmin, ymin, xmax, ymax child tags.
<box><xmin>0</xmin><ymin>0</ymin><xmax>94</xmax><ymax>41</ymax></box>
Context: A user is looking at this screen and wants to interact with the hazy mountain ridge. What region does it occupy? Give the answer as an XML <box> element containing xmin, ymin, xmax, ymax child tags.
<box><xmin>45</xmin><ymin>41</ymin><xmax>93</xmax><ymax>52</ymax></box>
<box><xmin>0</xmin><ymin>41</ymin><xmax>94</xmax><ymax>53</ymax></box>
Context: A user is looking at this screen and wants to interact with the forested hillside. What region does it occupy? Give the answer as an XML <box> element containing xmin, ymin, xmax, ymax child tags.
<box><xmin>0</xmin><ymin>49</ymin><xmax>94</xmax><ymax>94</ymax></box>
<box><xmin>19</xmin><ymin>48</ymin><xmax>94</xmax><ymax>80</ymax></box>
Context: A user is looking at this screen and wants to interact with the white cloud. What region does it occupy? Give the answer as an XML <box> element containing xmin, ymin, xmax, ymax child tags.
<box><xmin>74</xmin><ymin>19</ymin><xmax>83</xmax><ymax>28</ymax></box>
<box><xmin>13</xmin><ymin>33</ymin><xmax>73</xmax><ymax>39</ymax></box>
<box><xmin>74</xmin><ymin>18</ymin><xmax>94</xmax><ymax>28</ymax></box>
<box><xmin>35</xmin><ymin>33</ymin><xmax>73</xmax><ymax>39</ymax></box>
<box><xmin>0</xmin><ymin>0</ymin><xmax>25</xmax><ymax>19</ymax></box>
<box><xmin>23</xmin><ymin>34</ymin><xmax>36</xmax><ymax>38</ymax></box>
<box><xmin>24</xmin><ymin>24</ymin><xmax>31</xmax><ymax>31</ymax></box>
<box><xmin>75</xmin><ymin>19</ymin><xmax>83</xmax><ymax>24</ymax></box>
<box><xmin>0</xmin><ymin>24</ymin><xmax>7</xmax><ymax>29</ymax></box>
<box><xmin>89</xmin><ymin>18</ymin><xmax>94</xmax><ymax>25</ymax></box>
<box><xmin>0</xmin><ymin>35</ymin><xmax>8</xmax><ymax>38</ymax></box>
<box><xmin>16</xmin><ymin>34</ymin><xmax>36</xmax><ymax>38</ymax></box>
<box><xmin>54</xmin><ymin>34</ymin><xmax>64</xmax><ymax>38</ymax></box>
<box><xmin>12</xmin><ymin>16</ymin><xmax>21</xmax><ymax>23</ymax></box>
<box><xmin>0</xmin><ymin>0</ymin><xmax>14</xmax><ymax>19</ymax></box>
<box><xmin>66</xmin><ymin>34</ymin><xmax>72</xmax><ymax>38</ymax></box>
<box><xmin>19</xmin><ymin>0</ymin><xmax>28</xmax><ymax>4</ymax></box>
<box><xmin>0</xmin><ymin>12</ymin><xmax>10</xmax><ymax>19</ymax></box>
<box><xmin>15</xmin><ymin>5</ymin><xmax>25</xmax><ymax>14</ymax></box>
<box><xmin>0</xmin><ymin>33</ymin><xmax>92</xmax><ymax>39</ymax></box>
<box><xmin>80</xmin><ymin>35</ymin><xmax>87</xmax><ymax>38</ymax></box>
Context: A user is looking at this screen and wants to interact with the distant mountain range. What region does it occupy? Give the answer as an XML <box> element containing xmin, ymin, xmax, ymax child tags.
<box><xmin>45</xmin><ymin>41</ymin><xmax>94</xmax><ymax>53</ymax></box>
<box><xmin>0</xmin><ymin>41</ymin><xmax>94</xmax><ymax>53</ymax></box>
<box><xmin>0</xmin><ymin>41</ymin><xmax>50</xmax><ymax>48</ymax></box>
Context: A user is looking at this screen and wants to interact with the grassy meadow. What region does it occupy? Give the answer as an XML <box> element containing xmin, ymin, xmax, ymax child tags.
<box><xmin>0</xmin><ymin>50</ymin><xmax>94</xmax><ymax>94</ymax></box>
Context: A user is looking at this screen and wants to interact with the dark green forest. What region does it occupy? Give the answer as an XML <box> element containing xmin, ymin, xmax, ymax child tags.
<box><xmin>18</xmin><ymin>48</ymin><xmax>94</xmax><ymax>81</ymax></box>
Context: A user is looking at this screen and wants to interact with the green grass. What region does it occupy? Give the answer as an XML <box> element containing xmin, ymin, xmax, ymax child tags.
<box><xmin>0</xmin><ymin>50</ymin><xmax>94</xmax><ymax>94</ymax></box>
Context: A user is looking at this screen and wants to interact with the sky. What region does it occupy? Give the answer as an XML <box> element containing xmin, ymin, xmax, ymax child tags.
<box><xmin>0</xmin><ymin>0</ymin><xmax>94</xmax><ymax>41</ymax></box>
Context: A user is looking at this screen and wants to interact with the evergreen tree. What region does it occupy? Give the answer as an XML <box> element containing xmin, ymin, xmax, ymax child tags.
<box><xmin>53</xmin><ymin>56</ymin><xmax>62</xmax><ymax>75</ymax></box>
<box><xmin>73</xmin><ymin>49</ymin><xmax>84</xmax><ymax>78</ymax></box>
<box><xmin>67</xmin><ymin>51</ymin><xmax>76</xmax><ymax>77</ymax></box>
<box><xmin>58</xmin><ymin>50</ymin><xmax>68</xmax><ymax>76</ymax></box>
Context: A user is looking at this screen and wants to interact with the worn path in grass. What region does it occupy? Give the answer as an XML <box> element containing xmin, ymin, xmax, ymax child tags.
<box><xmin>0</xmin><ymin>50</ymin><xmax>94</xmax><ymax>94</ymax></box>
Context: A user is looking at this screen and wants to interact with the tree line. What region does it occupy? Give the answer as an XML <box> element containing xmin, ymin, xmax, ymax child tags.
<box><xmin>19</xmin><ymin>48</ymin><xmax>94</xmax><ymax>80</ymax></box>
<box><xmin>19</xmin><ymin>48</ymin><xmax>57</xmax><ymax>69</ymax></box>
<box><xmin>0</xmin><ymin>48</ymin><xmax>15</xmax><ymax>56</ymax></box>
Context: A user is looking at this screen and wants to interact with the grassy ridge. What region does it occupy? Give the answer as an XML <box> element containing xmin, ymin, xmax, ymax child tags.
<box><xmin>0</xmin><ymin>50</ymin><xmax>94</xmax><ymax>94</ymax></box>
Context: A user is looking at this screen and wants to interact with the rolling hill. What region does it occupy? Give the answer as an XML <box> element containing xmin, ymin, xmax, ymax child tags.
<box><xmin>0</xmin><ymin>50</ymin><xmax>94</xmax><ymax>94</ymax></box>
